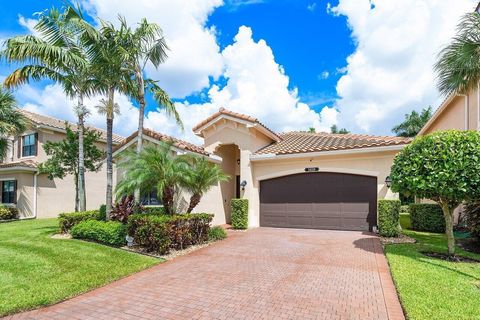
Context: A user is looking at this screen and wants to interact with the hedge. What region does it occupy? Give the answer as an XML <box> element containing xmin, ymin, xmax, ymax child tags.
<box><xmin>378</xmin><ymin>200</ymin><xmax>401</xmax><ymax>237</ymax></box>
<box><xmin>464</xmin><ymin>202</ymin><xmax>480</xmax><ymax>241</ymax></box>
<box><xmin>58</xmin><ymin>210</ymin><xmax>101</xmax><ymax>233</ymax></box>
<box><xmin>0</xmin><ymin>206</ymin><xmax>18</xmax><ymax>220</ymax></box>
<box><xmin>399</xmin><ymin>205</ymin><xmax>410</xmax><ymax>215</ymax></box>
<box><xmin>409</xmin><ymin>203</ymin><xmax>445</xmax><ymax>233</ymax></box>
<box><xmin>231</xmin><ymin>199</ymin><xmax>248</xmax><ymax>229</ymax></box>
<box><xmin>127</xmin><ymin>213</ymin><xmax>213</xmax><ymax>254</ymax></box>
<box><xmin>71</xmin><ymin>220</ymin><xmax>127</xmax><ymax>246</ymax></box>
<box><xmin>208</xmin><ymin>226</ymin><xmax>227</xmax><ymax>241</ymax></box>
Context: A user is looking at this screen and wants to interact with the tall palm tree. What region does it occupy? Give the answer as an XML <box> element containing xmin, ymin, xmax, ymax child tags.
<box><xmin>115</xmin><ymin>143</ymin><xmax>190</xmax><ymax>215</ymax></box>
<box><xmin>0</xmin><ymin>87</ymin><xmax>25</xmax><ymax>160</ymax></box>
<box><xmin>434</xmin><ymin>12</ymin><xmax>480</xmax><ymax>96</ymax></box>
<box><xmin>2</xmin><ymin>6</ymin><xmax>97</xmax><ymax>211</ymax></box>
<box><xmin>182</xmin><ymin>156</ymin><xmax>229</xmax><ymax>213</ymax></box>
<box><xmin>116</xmin><ymin>17</ymin><xmax>181</xmax><ymax>155</ymax></box>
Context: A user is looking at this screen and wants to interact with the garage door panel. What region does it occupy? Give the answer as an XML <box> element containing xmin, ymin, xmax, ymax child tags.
<box><xmin>260</xmin><ymin>172</ymin><xmax>377</xmax><ymax>231</ymax></box>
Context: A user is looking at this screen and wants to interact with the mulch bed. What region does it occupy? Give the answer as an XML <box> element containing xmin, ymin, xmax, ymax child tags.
<box><xmin>457</xmin><ymin>238</ymin><xmax>480</xmax><ymax>254</ymax></box>
<box><xmin>381</xmin><ymin>233</ymin><xmax>416</xmax><ymax>245</ymax></box>
<box><xmin>121</xmin><ymin>241</ymin><xmax>215</xmax><ymax>260</ymax></box>
<box><xmin>421</xmin><ymin>251</ymin><xmax>480</xmax><ymax>263</ymax></box>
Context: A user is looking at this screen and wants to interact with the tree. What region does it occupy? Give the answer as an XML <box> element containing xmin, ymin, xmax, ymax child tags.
<box><xmin>182</xmin><ymin>156</ymin><xmax>229</xmax><ymax>213</ymax></box>
<box><xmin>390</xmin><ymin>130</ymin><xmax>480</xmax><ymax>255</ymax></box>
<box><xmin>39</xmin><ymin>125</ymin><xmax>104</xmax><ymax>211</ymax></box>
<box><xmin>115</xmin><ymin>143</ymin><xmax>190</xmax><ymax>215</ymax></box>
<box><xmin>0</xmin><ymin>87</ymin><xmax>25</xmax><ymax>160</ymax></box>
<box><xmin>392</xmin><ymin>107</ymin><xmax>432</xmax><ymax>137</ymax></box>
<box><xmin>2</xmin><ymin>6</ymin><xmax>98</xmax><ymax>211</ymax></box>
<box><xmin>434</xmin><ymin>12</ymin><xmax>480</xmax><ymax>96</ymax></box>
<box><xmin>330</xmin><ymin>125</ymin><xmax>349</xmax><ymax>134</ymax></box>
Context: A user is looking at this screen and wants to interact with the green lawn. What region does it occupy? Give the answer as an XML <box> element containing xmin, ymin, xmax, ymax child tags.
<box><xmin>0</xmin><ymin>219</ymin><xmax>159</xmax><ymax>317</ymax></box>
<box><xmin>385</xmin><ymin>215</ymin><xmax>480</xmax><ymax>320</ymax></box>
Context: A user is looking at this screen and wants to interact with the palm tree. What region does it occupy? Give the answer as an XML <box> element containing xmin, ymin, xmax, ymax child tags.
<box><xmin>434</xmin><ymin>12</ymin><xmax>480</xmax><ymax>96</ymax></box>
<box><xmin>0</xmin><ymin>87</ymin><xmax>25</xmax><ymax>160</ymax></box>
<box><xmin>392</xmin><ymin>107</ymin><xmax>433</xmax><ymax>137</ymax></box>
<box><xmin>115</xmin><ymin>143</ymin><xmax>190</xmax><ymax>215</ymax></box>
<box><xmin>182</xmin><ymin>156</ymin><xmax>229</xmax><ymax>213</ymax></box>
<box><xmin>2</xmin><ymin>6</ymin><xmax>97</xmax><ymax>211</ymax></box>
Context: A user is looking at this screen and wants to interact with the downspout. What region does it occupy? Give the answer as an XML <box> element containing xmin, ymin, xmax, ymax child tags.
<box><xmin>459</xmin><ymin>93</ymin><xmax>469</xmax><ymax>130</ymax></box>
<box><xmin>19</xmin><ymin>171</ymin><xmax>39</xmax><ymax>220</ymax></box>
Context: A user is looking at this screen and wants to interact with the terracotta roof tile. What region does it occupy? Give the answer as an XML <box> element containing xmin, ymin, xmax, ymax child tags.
<box><xmin>19</xmin><ymin>109</ymin><xmax>124</xmax><ymax>144</ymax></box>
<box><xmin>0</xmin><ymin>160</ymin><xmax>38</xmax><ymax>170</ymax></box>
<box><xmin>192</xmin><ymin>107</ymin><xmax>281</xmax><ymax>141</ymax></box>
<box><xmin>254</xmin><ymin>131</ymin><xmax>412</xmax><ymax>155</ymax></box>
<box><xmin>115</xmin><ymin>128</ymin><xmax>208</xmax><ymax>156</ymax></box>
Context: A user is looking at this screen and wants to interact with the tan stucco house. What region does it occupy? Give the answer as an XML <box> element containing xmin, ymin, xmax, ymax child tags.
<box><xmin>5</xmin><ymin>107</ymin><xmax>411</xmax><ymax>232</ymax></box>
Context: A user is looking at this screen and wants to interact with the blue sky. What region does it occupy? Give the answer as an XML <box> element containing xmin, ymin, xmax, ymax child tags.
<box><xmin>0</xmin><ymin>1</ymin><xmax>476</xmax><ymax>142</ymax></box>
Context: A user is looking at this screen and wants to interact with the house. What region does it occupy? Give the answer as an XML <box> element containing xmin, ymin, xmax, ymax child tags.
<box><xmin>0</xmin><ymin>110</ymin><xmax>123</xmax><ymax>218</ymax></box>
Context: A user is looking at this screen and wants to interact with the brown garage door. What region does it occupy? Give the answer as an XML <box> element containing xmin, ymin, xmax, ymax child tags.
<box><xmin>260</xmin><ymin>172</ymin><xmax>377</xmax><ymax>231</ymax></box>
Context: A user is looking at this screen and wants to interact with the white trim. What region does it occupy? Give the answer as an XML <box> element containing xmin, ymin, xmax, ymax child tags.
<box><xmin>256</xmin><ymin>167</ymin><xmax>380</xmax><ymax>182</ymax></box>
<box><xmin>250</xmin><ymin>144</ymin><xmax>406</xmax><ymax>161</ymax></box>
<box><xmin>0</xmin><ymin>177</ymin><xmax>15</xmax><ymax>181</ymax></box>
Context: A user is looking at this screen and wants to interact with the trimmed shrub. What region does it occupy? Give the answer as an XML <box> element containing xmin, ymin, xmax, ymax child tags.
<box><xmin>378</xmin><ymin>200</ymin><xmax>400</xmax><ymax>237</ymax></box>
<box><xmin>464</xmin><ymin>202</ymin><xmax>480</xmax><ymax>241</ymax></box>
<box><xmin>71</xmin><ymin>220</ymin><xmax>127</xmax><ymax>246</ymax></box>
<box><xmin>58</xmin><ymin>210</ymin><xmax>101</xmax><ymax>233</ymax></box>
<box><xmin>409</xmin><ymin>203</ymin><xmax>445</xmax><ymax>233</ymax></box>
<box><xmin>399</xmin><ymin>205</ymin><xmax>410</xmax><ymax>215</ymax></box>
<box><xmin>127</xmin><ymin>213</ymin><xmax>213</xmax><ymax>254</ymax></box>
<box><xmin>143</xmin><ymin>206</ymin><xmax>166</xmax><ymax>215</ymax></box>
<box><xmin>208</xmin><ymin>226</ymin><xmax>227</xmax><ymax>241</ymax></box>
<box><xmin>0</xmin><ymin>206</ymin><xmax>18</xmax><ymax>220</ymax></box>
<box><xmin>231</xmin><ymin>199</ymin><xmax>248</xmax><ymax>229</ymax></box>
<box><xmin>98</xmin><ymin>204</ymin><xmax>107</xmax><ymax>221</ymax></box>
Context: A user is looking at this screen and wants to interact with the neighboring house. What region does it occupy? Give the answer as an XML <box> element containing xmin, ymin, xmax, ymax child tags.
<box><xmin>0</xmin><ymin>110</ymin><xmax>123</xmax><ymax>218</ymax></box>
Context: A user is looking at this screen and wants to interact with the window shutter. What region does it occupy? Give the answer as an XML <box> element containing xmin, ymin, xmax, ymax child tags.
<box><xmin>17</xmin><ymin>138</ymin><xmax>21</xmax><ymax>158</ymax></box>
<box><xmin>13</xmin><ymin>180</ymin><xmax>17</xmax><ymax>204</ymax></box>
<box><xmin>34</xmin><ymin>132</ymin><xmax>38</xmax><ymax>156</ymax></box>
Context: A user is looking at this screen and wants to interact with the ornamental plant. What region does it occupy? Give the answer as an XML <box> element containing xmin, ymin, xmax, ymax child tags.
<box><xmin>390</xmin><ymin>130</ymin><xmax>480</xmax><ymax>255</ymax></box>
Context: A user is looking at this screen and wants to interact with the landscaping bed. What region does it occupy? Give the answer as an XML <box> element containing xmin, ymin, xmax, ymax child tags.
<box><xmin>0</xmin><ymin>219</ymin><xmax>158</xmax><ymax>317</ymax></box>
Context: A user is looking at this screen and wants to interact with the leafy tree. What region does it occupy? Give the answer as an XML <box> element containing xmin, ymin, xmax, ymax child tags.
<box><xmin>390</xmin><ymin>130</ymin><xmax>480</xmax><ymax>255</ymax></box>
<box><xmin>330</xmin><ymin>124</ymin><xmax>349</xmax><ymax>134</ymax></box>
<box><xmin>182</xmin><ymin>156</ymin><xmax>229</xmax><ymax>213</ymax></box>
<box><xmin>392</xmin><ymin>107</ymin><xmax>432</xmax><ymax>137</ymax></box>
<box><xmin>39</xmin><ymin>125</ymin><xmax>104</xmax><ymax>212</ymax></box>
<box><xmin>0</xmin><ymin>87</ymin><xmax>25</xmax><ymax>160</ymax></box>
<box><xmin>115</xmin><ymin>143</ymin><xmax>190</xmax><ymax>215</ymax></box>
<box><xmin>434</xmin><ymin>12</ymin><xmax>480</xmax><ymax>96</ymax></box>
<box><xmin>2</xmin><ymin>6</ymin><xmax>99</xmax><ymax>211</ymax></box>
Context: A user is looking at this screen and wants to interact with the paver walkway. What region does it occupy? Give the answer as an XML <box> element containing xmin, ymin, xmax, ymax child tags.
<box><xmin>6</xmin><ymin>228</ymin><xmax>404</xmax><ymax>320</ymax></box>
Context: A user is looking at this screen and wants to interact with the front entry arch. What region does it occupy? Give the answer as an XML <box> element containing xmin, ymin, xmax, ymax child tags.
<box><xmin>259</xmin><ymin>172</ymin><xmax>377</xmax><ymax>231</ymax></box>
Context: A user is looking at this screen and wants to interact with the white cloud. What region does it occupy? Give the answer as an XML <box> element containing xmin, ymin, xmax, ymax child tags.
<box><xmin>319</xmin><ymin>71</ymin><xmax>329</xmax><ymax>80</ymax></box>
<box><xmin>145</xmin><ymin>26</ymin><xmax>337</xmax><ymax>143</ymax></box>
<box><xmin>82</xmin><ymin>0</ymin><xmax>224</xmax><ymax>98</ymax></box>
<box><xmin>330</xmin><ymin>0</ymin><xmax>477</xmax><ymax>134</ymax></box>
<box><xmin>307</xmin><ymin>3</ymin><xmax>317</xmax><ymax>12</ymax></box>
<box><xmin>18</xmin><ymin>15</ymin><xmax>38</xmax><ymax>35</ymax></box>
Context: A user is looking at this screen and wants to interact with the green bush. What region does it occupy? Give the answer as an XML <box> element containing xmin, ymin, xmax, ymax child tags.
<box><xmin>409</xmin><ymin>203</ymin><xmax>445</xmax><ymax>233</ymax></box>
<box><xmin>464</xmin><ymin>202</ymin><xmax>480</xmax><ymax>241</ymax></box>
<box><xmin>98</xmin><ymin>204</ymin><xmax>107</xmax><ymax>221</ymax></box>
<box><xmin>71</xmin><ymin>220</ymin><xmax>127</xmax><ymax>246</ymax></box>
<box><xmin>127</xmin><ymin>213</ymin><xmax>213</xmax><ymax>254</ymax></box>
<box><xmin>231</xmin><ymin>199</ymin><xmax>248</xmax><ymax>229</ymax></box>
<box><xmin>58</xmin><ymin>210</ymin><xmax>101</xmax><ymax>233</ymax></box>
<box><xmin>399</xmin><ymin>205</ymin><xmax>410</xmax><ymax>215</ymax></box>
<box><xmin>0</xmin><ymin>206</ymin><xmax>18</xmax><ymax>220</ymax></box>
<box><xmin>208</xmin><ymin>226</ymin><xmax>227</xmax><ymax>241</ymax></box>
<box><xmin>378</xmin><ymin>200</ymin><xmax>401</xmax><ymax>237</ymax></box>
<box><xmin>143</xmin><ymin>206</ymin><xmax>166</xmax><ymax>215</ymax></box>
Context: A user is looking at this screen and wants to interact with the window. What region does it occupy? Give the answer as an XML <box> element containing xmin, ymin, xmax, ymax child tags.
<box><xmin>22</xmin><ymin>134</ymin><xmax>37</xmax><ymax>157</ymax></box>
<box><xmin>2</xmin><ymin>181</ymin><xmax>16</xmax><ymax>204</ymax></box>
<box><xmin>140</xmin><ymin>188</ymin><xmax>162</xmax><ymax>206</ymax></box>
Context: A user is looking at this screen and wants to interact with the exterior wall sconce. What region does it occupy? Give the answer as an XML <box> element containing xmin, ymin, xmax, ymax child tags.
<box><xmin>385</xmin><ymin>175</ymin><xmax>392</xmax><ymax>188</ymax></box>
<box><xmin>237</xmin><ymin>159</ymin><xmax>240</xmax><ymax>165</ymax></box>
<box><xmin>240</xmin><ymin>180</ymin><xmax>247</xmax><ymax>190</ymax></box>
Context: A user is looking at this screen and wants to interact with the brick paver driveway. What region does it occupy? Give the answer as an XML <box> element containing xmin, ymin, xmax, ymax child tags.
<box><xmin>7</xmin><ymin>228</ymin><xmax>404</xmax><ymax>320</ymax></box>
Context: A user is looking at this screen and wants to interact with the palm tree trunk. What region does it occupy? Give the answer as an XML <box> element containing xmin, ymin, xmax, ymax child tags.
<box><xmin>187</xmin><ymin>193</ymin><xmax>201</xmax><ymax>213</ymax></box>
<box><xmin>77</xmin><ymin>94</ymin><xmax>86</xmax><ymax>212</ymax></box>
<box><xmin>74</xmin><ymin>172</ymin><xmax>79</xmax><ymax>212</ymax></box>
<box><xmin>162</xmin><ymin>186</ymin><xmax>175</xmax><ymax>215</ymax></box>
<box><xmin>105</xmin><ymin>88</ymin><xmax>114</xmax><ymax>220</ymax></box>
<box><xmin>134</xmin><ymin>66</ymin><xmax>145</xmax><ymax>203</ymax></box>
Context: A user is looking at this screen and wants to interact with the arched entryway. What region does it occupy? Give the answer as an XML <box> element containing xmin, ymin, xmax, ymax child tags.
<box><xmin>215</xmin><ymin>144</ymin><xmax>241</xmax><ymax>223</ymax></box>
<box><xmin>259</xmin><ymin>172</ymin><xmax>377</xmax><ymax>231</ymax></box>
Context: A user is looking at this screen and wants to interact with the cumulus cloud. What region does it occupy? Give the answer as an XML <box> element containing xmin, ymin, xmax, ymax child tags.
<box><xmin>18</xmin><ymin>15</ymin><xmax>38</xmax><ymax>35</ymax></box>
<box><xmin>330</xmin><ymin>0</ymin><xmax>477</xmax><ymax>134</ymax></box>
<box><xmin>145</xmin><ymin>26</ymin><xmax>336</xmax><ymax>143</ymax></box>
<box><xmin>82</xmin><ymin>0</ymin><xmax>224</xmax><ymax>98</ymax></box>
<box><xmin>319</xmin><ymin>71</ymin><xmax>329</xmax><ymax>80</ymax></box>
